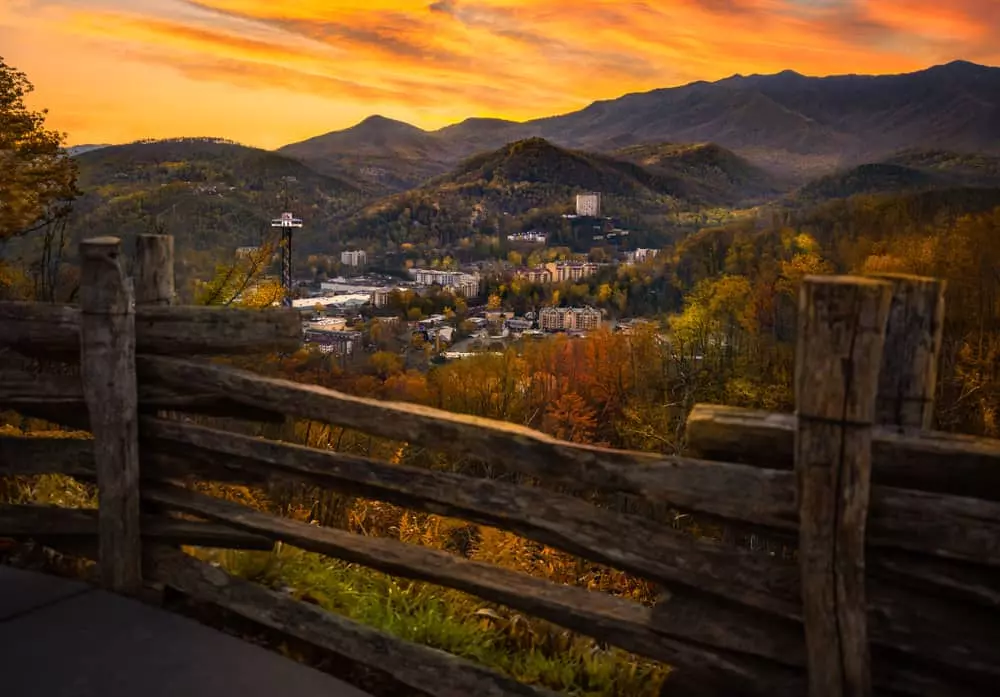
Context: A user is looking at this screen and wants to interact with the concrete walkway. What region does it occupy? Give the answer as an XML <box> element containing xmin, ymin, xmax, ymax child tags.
<box><xmin>0</xmin><ymin>564</ymin><xmax>373</xmax><ymax>697</ymax></box>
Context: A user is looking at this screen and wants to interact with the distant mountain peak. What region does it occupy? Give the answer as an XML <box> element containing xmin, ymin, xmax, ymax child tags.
<box><xmin>928</xmin><ymin>59</ymin><xmax>996</xmax><ymax>74</ymax></box>
<box><xmin>350</xmin><ymin>114</ymin><xmax>427</xmax><ymax>133</ymax></box>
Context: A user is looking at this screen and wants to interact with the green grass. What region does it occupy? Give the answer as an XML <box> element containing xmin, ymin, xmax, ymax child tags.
<box><xmin>196</xmin><ymin>546</ymin><xmax>669</xmax><ymax>696</ymax></box>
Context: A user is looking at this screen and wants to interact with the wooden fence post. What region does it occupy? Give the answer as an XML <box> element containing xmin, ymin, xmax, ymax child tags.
<box><xmin>867</xmin><ymin>273</ymin><xmax>946</xmax><ymax>430</ymax></box>
<box><xmin>135</xmin><ymin>234</ymin><xmax>176</xmax><ymax>306</ymax></box>
<box><xmin>79</xmin><ymin>236</ymin><xmax>142</xmax><ymax>593</ymax></box>
<box><xmin>795</xmin><ymin>276</ymin><xmax>892</xmax><ymax>697</ymax></box>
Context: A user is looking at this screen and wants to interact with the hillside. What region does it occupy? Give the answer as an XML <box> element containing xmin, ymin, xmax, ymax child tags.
<box><xmin>611</xmin><ymin>142</ymin><xmax>783</xmax><ymax>203</ymax></box>
<box><xmin>334</xmin><ymin>138</ymin><xmax>716</xmax><ymax>252</ymax></box>
<box><xmin>792</xmin><ymin>151</ymin><xmax>1000</xmax><ymax>203</ymax></box>
<box><xmin>882</xmin><ymin>150</ymin><xmax>1000</xmax><ymax>184</ymax></box>
<box><xmin>281</xmin><ymin>61</ymin><xmax>1000</xmax><ymax>182</ymax></box>
<box><xmin>276</xmin><ymin>115</ymin><xmax>454</xmax><ymax>193</ymax></box>
<box><xmin>2</xmin><ymin>139</ymin><xmax>369</xmax><ymax>295</ymax></box>
<box><xmin>66</xmin><ymin>144</ymin><xmax>110</xmax><ymax>156</ymax></box>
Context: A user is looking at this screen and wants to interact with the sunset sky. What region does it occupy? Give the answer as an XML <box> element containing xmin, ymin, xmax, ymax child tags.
<box><xmin>2</xmin><ymin>0</ymin><xmax>997</xmax><ymax>149</ymax></box>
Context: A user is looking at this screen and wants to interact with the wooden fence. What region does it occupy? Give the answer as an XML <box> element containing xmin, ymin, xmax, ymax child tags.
<box><xmin>1</xmin><ymin>235</ymin><xmax>998</xmax><ymax>697</ymax></box>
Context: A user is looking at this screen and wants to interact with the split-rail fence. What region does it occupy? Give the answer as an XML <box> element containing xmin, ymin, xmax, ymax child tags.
<box><xmin>1</xmin><ymin>234</ymin><xmax>998</xmax><ymax>697</ymax></box>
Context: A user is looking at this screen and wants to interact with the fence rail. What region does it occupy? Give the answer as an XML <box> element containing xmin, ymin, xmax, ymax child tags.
<box><xmin>1</xmin><ymin>234</ymin><xmax>998</xmax><ymax>697</ymax></box>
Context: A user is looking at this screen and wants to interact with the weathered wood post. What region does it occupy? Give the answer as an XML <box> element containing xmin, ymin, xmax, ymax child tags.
<box><xmin>79</xmin><ymin>236</ymin><xmax>142</xmax><ymax>593</ymax></box>
<box><xmin>795</xmin><ymin>276</ymin><xmax>893</xmax><ymax>697</ymax></box>
<box><xmin>866</xmin><ymin>273</ymin><xmax>946</xmax><ymax>431</ymax></box>
<box><xmin>135</xmin><ymin>234</ymin><xmax>176</xmax><ymax>306</ymax></box>
<box><xmin>134</xmin><ymin>233</ymin><xmax>178</xmax><ymax>560</ymax></box>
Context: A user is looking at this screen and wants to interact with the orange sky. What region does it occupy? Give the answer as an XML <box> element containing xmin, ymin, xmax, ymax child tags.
<box><xmin>2</xmin><ymin>0</ymin><xmax>997</xmax><ymax>149</ymax></box>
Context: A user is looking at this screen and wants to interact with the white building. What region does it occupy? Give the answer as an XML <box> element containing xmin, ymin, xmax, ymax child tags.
<box><xmin>538</xmin><ymin>306</ymin><xmax>602</xmax><ymax>332</ymax></box>
<box><xmin>507</xmin><ymin>231</ymin><xmax>547</xmax><ymax>244</ymax></box>
<box><xmin>321</xmin><ymin>278</ymin><xmax>382</xmax><ymax>295</ymax></box>
<box><xmin>341</xmin><ymin>249</ymin><xmax>367</xmax><ymax>267</ymax></box>
<box><xmin>409</xmin><ymin>269</ymin><xmax>481</xmax><ymax>298</ymax></box>
<box><xmin>575</xmin><ymin>192</ymin><xmax>601</xmax><ymax>217</ymax></box>
<box><xmin>624</xmin><ymin>248</ymin><xmax>659</xmax><ymax>265</ymax></box>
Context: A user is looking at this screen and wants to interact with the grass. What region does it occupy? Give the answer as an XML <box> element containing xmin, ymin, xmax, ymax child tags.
<box><xmin>192</xmin><ymin>544</ymin><xmax>668</xmax><ymax>696</ymax></box>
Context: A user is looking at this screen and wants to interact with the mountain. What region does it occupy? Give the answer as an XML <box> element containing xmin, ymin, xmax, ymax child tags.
<box><xmin>18</xmin><ymin>138</ymin><xmax>367</xmax><ymax>295</ymax></box>
<box><xmin>793</xmin><ymin>150</ymin><xmax>1000</xmax><ymax>202</ymax></box>
<box><xmin>280</xmin><ymin>61</ymin><xmax>1000</xmax><ymax>184</ymax></box>
<box><xmin>277</xmin><ymin>115</ymin><xmax>453</xmax><ymax>193</ymax></box>
<box><xmin>335</xmin><ymin>137</ymin><xmax>716</xmax><ymax>251</ymax></box>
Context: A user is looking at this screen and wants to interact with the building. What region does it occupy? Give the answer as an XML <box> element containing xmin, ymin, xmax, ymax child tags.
<box><xmin>624</xmin><ymin>248</ymin><xmax>659</xmax><ymax>265</ymax></box>
<box><xmin>320</xmin><ymin>278</ymin><xmax>383</xmax><ymax>295</ymax></box>
<box><xmin>235</xmin><ymin>246</ymin><xmax>259</xmax><ymax>259</ymax></box>
<box><xmin>546</xmin><ymin>261</ymin><xmax>598</xmax><ymax>283</ymax></box>
<box><xmin>507</xmin><ymin>231</ymin><xmax>547</xmax><ymax>244</ymax></box>
<box><xmin>575</xmin><ymin>192</ymin><xmax>601</xmax><ymax>217</ymax></box>
<box><xmin>303</xmin><ymin>328</ymin><xmax>363</xmax><ymax>357</ymax></box>
<box><xmin>538</xmin><ymin>306</ymin><xmax>602</xmax><ymax>332</ymax></box>
<box><xmin>409</xmin><ymin>269</ymin><xmax>481</xmax><ymax>298</ymax></box>
<box><xmin>372</xmin><ymin>287</ymin><xmax>395</xmax><ymax>308</ymax></box>
<box><xmin>505</xmin><ymin>318</ymin><xmax>534</xmax><ymax>332</ymax></box>
<box><xmin>340</xmin><ymin>249</ymin><xmax>367</xmax><ymax>267</ymax></box>
<box><xmin>517</xmin><ymin>267</ymin><xmax>552</xmax><ymax>284</ymax></box>
<box><xmin>305</xmin><ymin>317</ymin><xmax>347</xmax><ymax>332</ymax></box>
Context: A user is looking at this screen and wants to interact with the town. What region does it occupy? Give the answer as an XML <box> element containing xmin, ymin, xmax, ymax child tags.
<box><xmin>241</xmin><ymin>191</ymin><xmax>661</xmax><ymax>364</ymax></box>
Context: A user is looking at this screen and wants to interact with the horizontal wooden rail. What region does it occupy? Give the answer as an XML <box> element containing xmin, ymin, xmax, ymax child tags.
<box><xmin>143</xmin><ymin>483</ymin><xmax>803</xmax><ymax>696</ymax></box>
<box><xmin>0</xmin><ymin>301</ymin><xmax>302</xmax><ymax>358</ymax></box>
<box><xmin>1</xmin><ymin>369</ymin><xmax>285</xmax><ymax>427</ymax></box>
<box><xmin>133</xmin><ymin>358</ymin><xmax>1000</xmax><ymax>569</ymax></box>
<box><xmin>5</xmin><ymin>428</ymin><xmax>1000</xmax><ymax>579</ymax></box>
<box><xmin>686</xmin><ymin>404</ymin><xmax>1000</xmax><ymax>500</ymax></box>
<box><xmin>0</xmin><ymin>504</ymin><xmax>273</xmax><ymax>550</ymax></box>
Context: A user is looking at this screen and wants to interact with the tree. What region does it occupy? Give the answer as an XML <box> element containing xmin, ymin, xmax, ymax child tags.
<box><xmin>0</xmin><ymin>57</ymin><xmax>78</xmax><ymax>241</ymax></box>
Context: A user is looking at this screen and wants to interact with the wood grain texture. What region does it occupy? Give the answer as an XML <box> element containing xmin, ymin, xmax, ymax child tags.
<box><xmin>867</xmin><ymin>274</ymin><xmax>945</xmax><ymax>430</ymax></box>
<box><xmin>134</xmin><ymin>234</ymin><xmax>176</xmax><ymax>306</ymax></box>
<box><xmin>685</xmin><ymin>404</ymin><xmax>1000</xmax><ymax>501</ymax></box>
<box><xmin>795</xmin><ymin>275</ymin><xmax>891</xmax><ymax>697</ymax></box>
<box><xmin>0</xmin><ymin>368</ymin><xmax>285</xmax><ymax>425</ymax></box>
<box><xmin>0</xmin><ymin>301</ymin><xmax>80</xmax><ymax>359</ymax></box>
<box><xmin>79</xmin><ymin>236</ymin><xmax>143</xmax><ymax>594</ymax></box>
<box><xmin>0</xmin><ymin>504</ymin><xmax>273</xmax><ymax>549</ymax></box>
<box><xmin>0</xmin><ymin>301</ymin><xmax>301</xmax><ymax>357</ymax></box>
<box><xmin>147</xmin><ymin>548</ymin><xmax>561</xmax><ymax>697</ymax></box>
<box><xmin>143</xmin><ymin>483</ymin><xmax>805</xmax><ymax>695</ymax></box>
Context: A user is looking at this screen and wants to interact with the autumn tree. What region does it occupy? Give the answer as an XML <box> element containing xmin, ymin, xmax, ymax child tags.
<box><xmin>0</xmin><ymin>57</ymin><xmax>78</xmax><ymax>240</ymax></box>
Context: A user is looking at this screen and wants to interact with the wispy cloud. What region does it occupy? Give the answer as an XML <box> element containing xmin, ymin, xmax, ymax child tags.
<box><xmin>1</xmin><ymin>0</ymin><xmax>996</xmax><ymax>147</ymax></box>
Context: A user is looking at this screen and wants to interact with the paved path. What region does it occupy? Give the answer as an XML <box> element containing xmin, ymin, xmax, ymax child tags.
<box><xmin>0</xmin><ymin>564</ymin><xmax>373</xmax><ymax>697</ymax></box>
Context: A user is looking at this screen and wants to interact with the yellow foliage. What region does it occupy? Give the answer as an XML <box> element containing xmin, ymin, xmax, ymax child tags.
<box><xmin>238</xmin><ymin>279</ymin><xmax>284</xmax><ymax>307</ymax></box>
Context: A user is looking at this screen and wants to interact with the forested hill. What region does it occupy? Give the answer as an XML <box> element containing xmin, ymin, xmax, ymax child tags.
<box><xmin>64</xmin><ymin>138</ymin><xmax>365</xmax><ymax>254</ymax></box>
<box><xmin>333</xmin><ymin>137</ymin><xmax>778</xmax><ymax>252</ymax></box>
<box><xmin>792</xmin><ymin>151</ymin><xmax>1000</xmax><ymax>202</ymax></box>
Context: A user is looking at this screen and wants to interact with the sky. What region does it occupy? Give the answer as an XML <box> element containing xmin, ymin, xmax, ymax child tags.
<box><xmin>2</xmin><ymin>0</ymin><xmax>998</xmax><ymax>149</ymax></box>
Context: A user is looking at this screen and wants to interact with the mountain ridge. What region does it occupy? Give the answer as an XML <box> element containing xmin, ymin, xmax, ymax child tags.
<box><xmin>279</xmin><ymin>60</ymin><xmax>1000</xmax><ymax>188</ymax></box>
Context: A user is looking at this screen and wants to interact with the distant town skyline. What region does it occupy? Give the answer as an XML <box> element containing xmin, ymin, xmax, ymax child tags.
<box><xmin>3</xmin><ymin>0</ymin><xmax>998</xmax><ymax>148</ymax></box>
